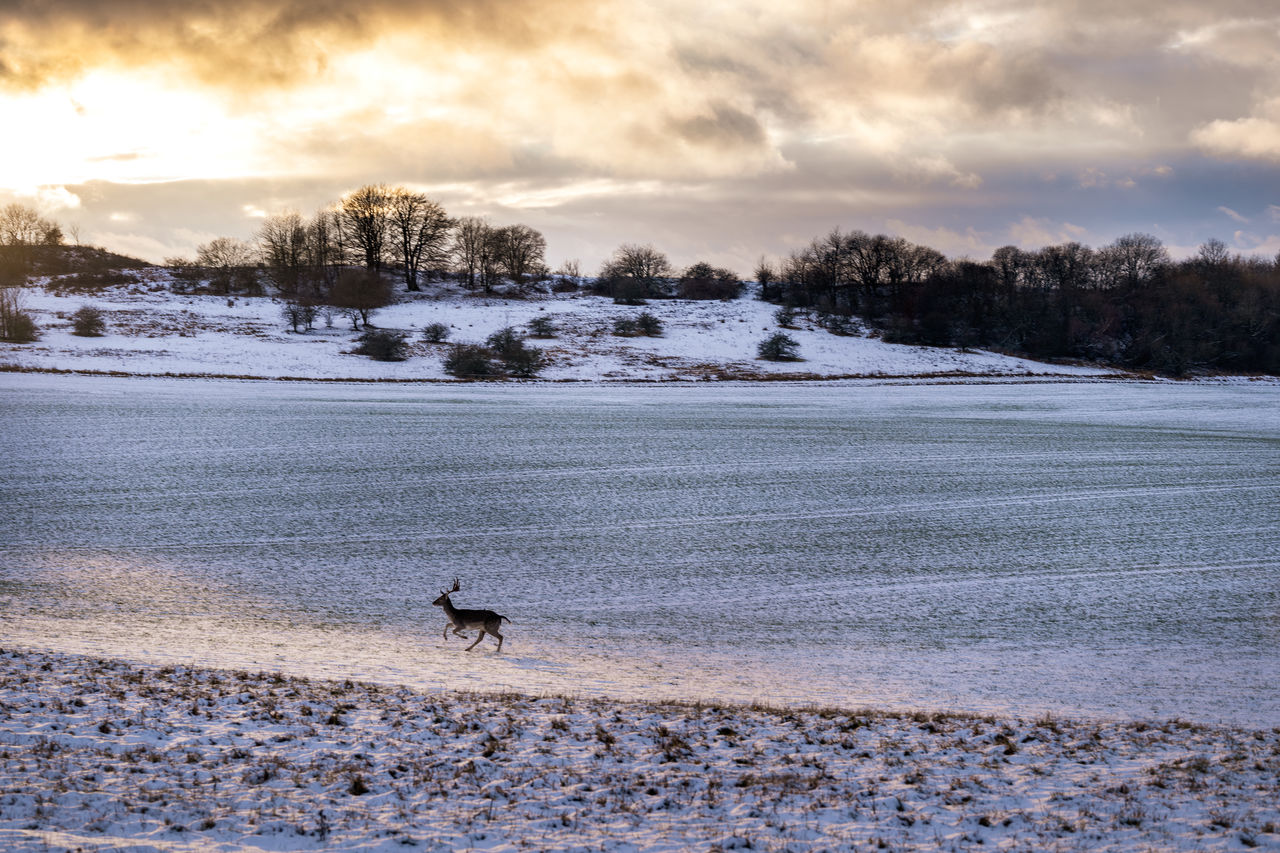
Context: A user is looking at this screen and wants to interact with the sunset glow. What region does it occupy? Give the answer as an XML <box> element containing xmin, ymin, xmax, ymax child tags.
<box><xmin>3</xmin><ymin>0</ymin><xmax>1279</xmax><ymax>267</ymax></box>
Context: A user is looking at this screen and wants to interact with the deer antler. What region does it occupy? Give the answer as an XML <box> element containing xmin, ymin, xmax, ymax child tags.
<box><xmin>450</xmin><ymin>577</ymin><xmax>461</xmax><ymax>593</ymax></box>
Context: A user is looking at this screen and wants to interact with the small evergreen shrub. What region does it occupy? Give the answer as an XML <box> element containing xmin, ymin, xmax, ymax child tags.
<box><xmin>421</xmin><ymin>322</ymin><xmax>451</xmax><ymax>343</ymax></box>
<box><xmin>635</xmin><ymin>311</ymin><xmax>663</xmax><ymax>336</ymax></box>
<box><xmin>443</xmin><ymin>343</ymin><xmax>501</xmax><ymax>378</ymax></box>
<box><xmin>527</xmin><ymin>315</ymin><xmax>556</xmax><ymax>338</ymax></box>
<box><xmin>612</xmin><ymin>317</ymin><xmax>639</xmax><ymax>336</ymax></box>
<box><xmin>757</xmin><ymin>332</ymin><xmax>800</xmax><ymax>361</ymax></box>
<box><xmin>486</xmin><ymin>327</ymin><xmax>544</xmax><ymax>377</ymax></box>
<box><xmin>71</xmin><ymin>305</ymin><xmax>106</xmax><ymax>336</ymax></box>
<box><xmin>485</xmin><ymin>327</ymin><xmax>523</xmax><ymax>355</ymax></box>
<box><xmin>355</xmin><ymin>329</ymin><xmax>409</xmax><ymax>361</ymax></box>
<box><xmin>775</xmin><ymin>306</ymin><xmax>797</xmax><ymax>327</ymax></box>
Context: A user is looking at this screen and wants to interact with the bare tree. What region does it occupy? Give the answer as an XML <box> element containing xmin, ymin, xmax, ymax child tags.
<box><xmin>0</xmin><ymin>203</ymin><xmax>52</xmax><ymax>246</ymax></box>
<box><xmin>257</xmin><ymin>211</ymin><xmax>308</xmax><ymax>295</ymax></box>
<box><xmin>452</xmin><ymin>216</ymin><xmax>491</xmax><ymax>290</ymax></box>
<box><xmin>340</xmin><ymin>184</ymin><xmax>391</xmax><ymax>273</ymax></box>
<box><xmin>598</xmin><ymin>243</ymin><xmax>672</xmax><ymax>302</ymax></box>
<box><xmin>492</xmin><ymin>223</ymin><xmax>546</xmax><ymax>288</ymax></box>
<box><xmin>1099</xmin><ymin>233</ymin><xmax>1169</xmax><ymax>290</ymax></box>
<box><xmin>327</xmin><ymin>269</ymin><xmax>392</xmax><ymax>329</ymax></box>
<box><xmin>0</xmin><ymin>286</ymin><xmax>38</xmax><ymax>341</ymax></box>
<box><xmin>196</xmin><ymin>236</ymin><xmax>257</xmax><ymax>293</ymax></box>
<box><xmin>388</xmin><ymin>188</ymin><xmax>452</xmax><ymax>292</ymax></box>
<box><xmin>305</xmin><ymin>207</ymin><xmax>346</xmax><ymax>294</ymax></box>
<box><xmin>1197</xmin><ymin>238</ymin><xmax>1230</xmax><ymax>268</ymax></box>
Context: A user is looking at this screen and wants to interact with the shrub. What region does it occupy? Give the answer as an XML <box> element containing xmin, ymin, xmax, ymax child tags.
<box><xmin>71</xmin><ymin>305</ymin><xmax>107</xmax><ymax>336</ymax></box>
<box><xmin>677</xmin><ymin>262</ymin><xmax>741</xmax><ymax>299</ymax></box>
<box><xmin>527</xmin><ymin>315</ymin><xmax>556</xmax><ymax>338</ymax></box>
<box><xmin>1</xmin><ymin>311</ymin><xmax>38</xmax><ymax>342</ymax></box>
<box><xmin>775</xmin><ymin>306</ymin><xmax>797</xmax><ymax>327</ymax></box>
<box><xmin>0</xmin><ymin>288</ymin><xmax>39</xmax><ymax>342</ymax></box>
<box><xmin>501</xmin><ymin>344</ymin><xmax>544</xmax><ymax>377</ymax></box>
<box><xmin>486</xmin><ymin>326</ymin><xmax>544</xmax><ymax>377</ymax></box>
<box><xmin>820</xmin><ymin>312</ymin><xmax>857</xmax><ymax>336</ymax></box>
<box><xmin>758</xmin><ymin>332</ymin><xmax>800</xmax><ymax>361</ymax></box>
<box><xmin>56</xmin><ymin>271</ymin><xmax>140</xmax><ymax>291</ymax></box>
<box><xmin>612</xmin><ymin>317</ymin><xmax>639</xmax><ymax>336</ymax></box>
<box><xmin>280</xmin><ymin>301</ymin><xmax>317</xmax><ymax>333</ymax></box>
<box><xmin>635</xmin><ymin>311</ymin><xmax>663</xmax><ymax>336</ymax></box>
<box><xmin>443</xmin><ymin>343</ymin><xmax>501</xmax><ymax>378</ymax></box>
<box><xmin>355</xmin><ymin>329</ymin><xmax>409</xmax><ymax>361</ymax></box>
<box><xmin>486</xmin><ymin>326</ymin><xmax>524</xmax><ymax>356</ymax></box>
<box><xmin>421</xmin><ymin>322</ymin><xmax>451</xmax><ymax>343</ymax></box>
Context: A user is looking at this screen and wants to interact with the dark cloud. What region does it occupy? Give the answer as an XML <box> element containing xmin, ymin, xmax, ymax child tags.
<box><xmin>667</xmin><ymin>102</ymin><xmax>767</xmax><ymax>150</ymax></box>
<box><xmin>0</xmin><ymin>0</ymin><xmax>600</xmax><ymax>91</ymax></box>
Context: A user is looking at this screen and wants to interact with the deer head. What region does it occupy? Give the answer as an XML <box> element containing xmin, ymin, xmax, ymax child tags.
<box><xmin>432</xmin><ymin>577</ymin><xmax>461</xmax><ymax>607</ymax></box>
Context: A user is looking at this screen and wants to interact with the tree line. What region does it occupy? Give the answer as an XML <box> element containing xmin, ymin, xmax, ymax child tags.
<box><xmin>758</xmin><ymin>230</ymin><xmax>1280</xmax><ymax>375</ymax></box>
<box><xmin>2</xmin><ymin>189</ymin><xmax>1278</xmax><ymax>375</ymax></box>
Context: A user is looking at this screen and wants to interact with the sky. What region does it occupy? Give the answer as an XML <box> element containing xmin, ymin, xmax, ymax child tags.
<box><xmin>2</xmin><ymin>0</ymin><xmax>1279</xmax><ymax>273</ymax></box>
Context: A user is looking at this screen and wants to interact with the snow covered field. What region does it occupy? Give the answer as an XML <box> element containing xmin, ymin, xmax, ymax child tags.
<box><xmin>2</xmin><ymin>333</ymin><xmax>1277</xmax><ymax>850</ymax></box>
<box><xmin>3</xmin><ymin>374</ymin><xmax>1277</xmax><ymax>727</ymax></box>
<box><xmin>0</xmin><ymin>275</ymin><xmax>1121</xmax><ymax>381</ymax></box>
<box><xmin>2</xmin><ymin>649</ymin><xmax>1277</xmax><ymax>852</ymax></box>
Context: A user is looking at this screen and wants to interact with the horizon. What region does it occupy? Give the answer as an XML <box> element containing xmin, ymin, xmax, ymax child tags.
<box><xmin>2</xmin><ymin>0</ymin><xmax>1279</xmax><ymax>272</ymax></box>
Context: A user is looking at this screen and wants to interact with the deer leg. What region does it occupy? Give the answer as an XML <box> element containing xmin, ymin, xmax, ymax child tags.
<box><xmin>452</xmin><ymin>626</ymin><xmax>468</xmax><ymax>638</ymax></box>
<box><xmin>442</xmin><ymin>624</ymin><xmax>449</xmax><ymax>641</ymax></box>
<box><xmin>491</xmin><ymin>630</ymin><xmax>503</xmax><ymax>653</ymax></box>
<box><xmin>465</xmin><ymin>631</ymin><xmax>486</xmax><ymax>651</ymax></box>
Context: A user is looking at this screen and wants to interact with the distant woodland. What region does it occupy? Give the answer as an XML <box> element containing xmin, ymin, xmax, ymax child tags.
<box><xmin>2</xmin><ymin>187</ymin><xmax>1278</xmax><ymax>375</ymax></box>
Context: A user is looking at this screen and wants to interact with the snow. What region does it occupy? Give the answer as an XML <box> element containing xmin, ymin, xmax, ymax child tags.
<box><xmin>2</xmin><ymin>649</ymin><xmax>1276</xmax><ymax>852</ymax></box>
<box><xmin>2</xmin><ymin>276</ymin><xmax>1277</xmax><ymax>851</ymax></box>
<box><xmin>1</xmin><ymin>274</ymin><xmax>1122</xmax><ymax>381</ymax></box>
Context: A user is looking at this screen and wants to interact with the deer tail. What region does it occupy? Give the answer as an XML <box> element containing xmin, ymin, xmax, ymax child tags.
<box><xmin>501</xmin><ymin>615</ymin><xmax>511</xmax><ymax>624</ymax></box>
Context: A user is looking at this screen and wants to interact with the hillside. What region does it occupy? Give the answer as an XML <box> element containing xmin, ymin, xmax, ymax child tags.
<box><xmin>1</xmin><ymin>270</ymin><xmax>1122</xmax><ymax>382</ymax></box>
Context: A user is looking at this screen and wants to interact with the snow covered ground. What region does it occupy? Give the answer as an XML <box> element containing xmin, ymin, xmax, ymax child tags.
<box><xmin>2</xmin><ymin>649</ymin><xmax>1276</xmax><ymax>852</ymax></box>
<box><xmin>1</xmin><ymin>273</ymin><xmax>1121</xmax><ymax>381</ymax></box>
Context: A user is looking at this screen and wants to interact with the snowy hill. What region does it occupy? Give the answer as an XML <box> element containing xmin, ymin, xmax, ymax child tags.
<box><xmin>2</xmin><ymin>271</ymin><xmax>1120</xmax><ymax>382</ymax></box>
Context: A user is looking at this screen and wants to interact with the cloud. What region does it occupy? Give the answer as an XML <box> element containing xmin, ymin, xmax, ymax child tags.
<box><xmin>883</xmin><ymin>219</ymin><xmax>991</xmax><ymax>257</ymax></box>
<box><xmin>0</xmin><ymin>0</ymin><xmax>601</xmax><ymax>92</ymax></box>
<box><xmin>1007</xmin><ymin>215</ymin><xmax>1089</xmax><ymax>248</ymax></box>
<box><xmin>1217</xmin><ymin>205</ymin><xmax>1250</xmax><ymax>223</ymax></box>
<box><xmin>5</xmin><ymin>0</ymin><xmax>1280</xmax><ymax>270</ymax></box>
<box><xmin>1193</xmin><ymin>116</ymin><xmax>1280</xmax><ymax>162</ymax></box>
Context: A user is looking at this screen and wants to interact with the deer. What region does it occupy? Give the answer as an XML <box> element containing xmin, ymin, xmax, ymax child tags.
<box><xmin>432</xmin><ymin>578</ymin><xmax>510</xmax><ymax>652</ymax></box>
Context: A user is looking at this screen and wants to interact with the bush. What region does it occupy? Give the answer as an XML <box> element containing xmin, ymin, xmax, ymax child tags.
<box><xmin>443</xmin><ymin>343</ymin><xmax>502</xmax><ymax>378</ymax></box>
<box><xmin>501</xmin><ymin>344</ymin><xmax>544</xmax><ymax>377</ymax></box>
<box><xmin>1</xmin><ymin>311</ymin><xmax>38</xmax><ymax>342</ymax></box>
<box><xmin>54</xmin><ymin>271</ymin><xmax>140</xmax><ymax>291</ymax></box>
<box><xmin>677</xmin><ymin>262</ymin><xmax>741</xmax><ymax>299</ymax></box>
<box><xmin>612</xmin><ymin>317</ymin><xmax>639</xmax><ymax>336</ymax></box>
<box><xmin>758</xmin><ymin>332</ymin><xmax>800</xmax><ymax>361</ymax></box>
<box><xmin>635</xmin><ymin>311</ymin><xmax>663</xmax><ymax>336</ymax></box>
<box><xmin>281</xmin><ymin>301</ymin><xmax>317</xmax><ymax>333</ymax></box>
<box><xmin>485</xmin><ymin>326</ymin><xmax>523</xmax><ymax>355</ymax></box>
<box><xmin>775</xmin><ymin>306</ymin><xmax>797</xmax><ymax>327</ymax></box>
<box><xmin>820</xmin><ymin>312</ymin><xmax>857</xmax><ymax>336</ymax></box>
<box><xmin>421</xmin><ymin>322</ymin><xmax>451</xmax><ymax>343</ymax></box>
<box><xmin>355</xmin><ymin>329</ymin><xmax>409</xmax><ymax>361</ymax></box>
<box><xmin>527</xmin><ymin>315</ymin><xmax>556</xmax><ymax>338</ymax></box>
<box><xmin>71</xmin><ymin>305</ymin><xmax>106</xmax><ymax>336</ymax></box>
<box><xmin>0</xmin><ymin>288</ymin><xmax>39</xmax><ymax>342</ymax></box>
<box><xmin>486</xmin><ymin>327</ymin><xmax>544</xmax><ymax>377</ymax></box>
